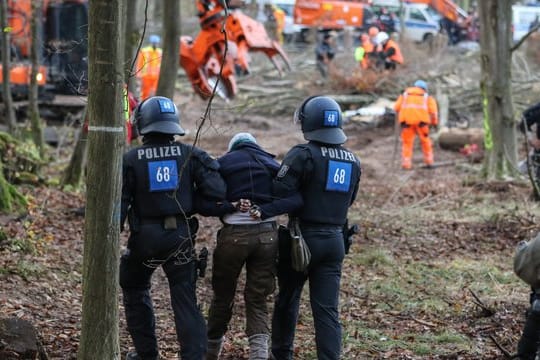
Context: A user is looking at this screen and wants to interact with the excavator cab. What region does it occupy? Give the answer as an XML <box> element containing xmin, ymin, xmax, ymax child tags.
<box><xmin>43</xmin><ymin>1</ymin><xmax>89</xmax><ymax>95</ymax></box>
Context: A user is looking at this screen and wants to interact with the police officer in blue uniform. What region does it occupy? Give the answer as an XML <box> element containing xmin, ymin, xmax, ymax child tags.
<box><xmin>269</xmin><ymin>95</ymin><xmax>361</xmax><ymax>360</ymax></box>
<box><xmin>120</xmin><ymin>96</ymin><xmax>227</xmax><ymax>360</ymax></box>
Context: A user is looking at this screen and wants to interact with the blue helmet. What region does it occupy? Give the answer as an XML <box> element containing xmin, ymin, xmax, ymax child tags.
<box><xmin>149</xmin><ymin>35</ymin><xmax>161</xmax><ymax>45</ymax></box>
<box><xmin>133</xmin><ymin>96</ymin><xmax>185</xmax><ymax>136</ymax></box>
<box><xmin>414</xmin><ymin>80</ymin><xmax>428</xmax><ymax>91</ymax></box>
<box><xmin>294</xmin><ymin>96</ymin><xmax>346</xmax><ymax>145</ymax></box>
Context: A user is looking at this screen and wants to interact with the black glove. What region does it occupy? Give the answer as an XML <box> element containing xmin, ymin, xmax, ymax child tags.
<box><xmin>196</xmin><ymin>247</ymin><xmax>208</xmax><ymax>278</ymax></box>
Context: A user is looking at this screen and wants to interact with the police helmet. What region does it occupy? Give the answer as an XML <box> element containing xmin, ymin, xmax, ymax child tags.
<box><xmin>414</xmin><ymin>80</ymin><xmax>428</xmax><ymax>91</ymax></box>
<box><xmin>294</xmin><ymin>96</ymin><xmax>346</xmax><ymax>145</ymax></box>
<box><xmin>133</xmin><ymin>96</ymin><xmax>185</xmax><ymax>136</ymax></box>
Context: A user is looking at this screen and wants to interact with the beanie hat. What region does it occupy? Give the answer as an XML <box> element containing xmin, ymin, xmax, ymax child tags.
<box><xmin>228</xmin><ymin>132</ymin><xmax>257</xmax><ymax>151</ymax></box>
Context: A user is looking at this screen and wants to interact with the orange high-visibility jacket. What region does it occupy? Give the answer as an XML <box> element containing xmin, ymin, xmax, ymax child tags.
<box><xmin>383</xmin><ymin>39</ymin><xmax>403</xmax><ymax>64</ymax></box>
<box><xmin>136</xmin><ymin>46</ymin><xmax>162</xmax><ymax>77</ymax></box>
<box><xmin>274</xmin><ymin>6</ymin><xmax>285</xmax><ymax>32</ymax></box>
<box><xmin>394</xmin><ymin>86</ymin><xmax>438</xmax><ymax>126</ymax></box>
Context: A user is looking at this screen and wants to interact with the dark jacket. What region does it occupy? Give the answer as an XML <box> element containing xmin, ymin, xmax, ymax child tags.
<box><xmin>196</xmin><ymin>142</ymin><xmax>294</xmax><ymax>218</ymax></box>
<box><xmin>522</xmin><ymin>102</ymin><xmax>540</xmax><ymax>139</ymax></box>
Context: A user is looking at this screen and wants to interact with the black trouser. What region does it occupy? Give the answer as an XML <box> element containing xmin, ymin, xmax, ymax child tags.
<box><xmin>207</xmin><ymin>222</ymin><xmax>278</xmax><ymax>340</ymax></box>
<box><xmin>518</xmin><ymin>288</ymin><xmax>540</xmax><ymax>360</ymax></box>
<box><xmin>119</xmin><ymin>223</ymin><xmax>206</xmax><ymax>360</ymax></box>
<box><xmin>271</xmin><ymin>225</ymin><xmax>344</xmax><ymax>360</ymax></box>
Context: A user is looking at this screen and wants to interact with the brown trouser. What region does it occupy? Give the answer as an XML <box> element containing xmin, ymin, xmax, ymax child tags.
<box><xmin>207</xmin><ymin>222</ymin><xmax>278</xmax><ymax>339</ymax></box>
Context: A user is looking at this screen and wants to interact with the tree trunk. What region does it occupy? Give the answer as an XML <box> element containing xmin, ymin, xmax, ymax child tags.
<box><xmin>0</xmin><ymin>0</ymin><xmax>18</xmax><ymax>132</ymax></box>
<box><xmin>124</xmin><ymin>0</ymin><xmax>139</xmax><ymax>94</ymax></box>
<box><xmin>156</xmin><ymin>0</ymin><xmax>180</xmax><ymax>99</ymax></box>
<box><xmin>78</xmin><ymin>0</ymin><xmax>125</xmax><ymax>358</ymax></box>
<box><xmin>61</xmin><ymin>108</ymin><xmax>88</xmax><ymax>188</ymax></box>
<box><xmin>29</xmin><ymin>0</ymin><xmax>44</xmax><ymax>158</ymax></box>
<box><xmin>478</xmin><ymin>0</ymin><xmax>517</xmax><ymax>180</ymax></box>
<box><xmin>0</xmin><ymin>160</ymin><xmax>27</xmax><ymax>213</ymax></box>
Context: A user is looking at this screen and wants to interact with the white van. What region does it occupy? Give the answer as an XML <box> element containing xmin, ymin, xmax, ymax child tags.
<box><xmin>256</xmin><ymin>0</ymin><xmax>308</xmax><ymax>42</ymax></box>
<box><xmin>512</xmin><ymin>5</ymin><xmax>540</xmax><ymax>43</ymax></box>
<box><xmin>372</xmin><ymin>1</ymin><xmax>441</xmax><ymax>43</ymax></box>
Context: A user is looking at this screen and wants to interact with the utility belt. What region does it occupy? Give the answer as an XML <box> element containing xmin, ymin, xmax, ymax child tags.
<box><xmin>222</xmin><ymin>221</ymin><xmax>277</xmax><ymax>232</ymax></box>
<box><xmin>140</xmin><ymin>215</ymin><xmax>192</xmax><ymax>230</ymax></box>
<box><xmin>298</xmin><ymin>220</ymin><xmax>342</xmax><ymax>231</ymax></box>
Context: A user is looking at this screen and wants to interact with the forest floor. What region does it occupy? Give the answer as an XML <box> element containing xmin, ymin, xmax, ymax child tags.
<box><xmin>1</xmin><ymin>37</ymin><xmax>540</xmax><ymax>360</ymax></box>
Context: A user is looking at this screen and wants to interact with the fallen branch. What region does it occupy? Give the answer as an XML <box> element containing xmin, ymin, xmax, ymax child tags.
<box><xmin>468</xmin><ymin>288</ymin><xmax>495</xmax><ymax>316</ymax></box>
<box><xmin>488</xmin><ymin>334</ymin><xmax>517</xmax><ymax>359</ymax></box>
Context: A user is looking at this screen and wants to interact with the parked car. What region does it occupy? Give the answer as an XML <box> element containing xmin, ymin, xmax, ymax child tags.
<box><xmin>512</xmin><ymin>4</ymin><xmax>540</xmax><ymax>42</ymax></box>
<box><xmin>372</xmin><ymin>0</ymin><xmax>442</xmax><ymax>43</ymax></box>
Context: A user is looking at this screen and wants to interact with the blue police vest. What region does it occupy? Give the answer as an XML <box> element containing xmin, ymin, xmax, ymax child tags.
<box><xmin>296</xmin><ymin>142</ymin><xmax>360</xmax><ymax>225</ymax></box>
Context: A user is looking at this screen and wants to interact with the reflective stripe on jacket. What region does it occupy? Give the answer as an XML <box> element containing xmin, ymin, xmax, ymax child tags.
<box><xmin>136</xmin><ymin>46</ymin><xmax>162</xmax><ymax>77</ymax></box>
<box><xmin>394</xmin><ymin>87</ymin><xmax>438</xmax><ymax>125</ymax></box>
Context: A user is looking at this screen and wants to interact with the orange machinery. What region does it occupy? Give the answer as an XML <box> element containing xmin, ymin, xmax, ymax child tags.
<box><xmin>180</xmin><ymin>0</ymin><xmax>291</xmax><ymax>100</ymax></box>
<box><xmin>407</xmin><ymin>0</ymin><xmax>468</xmax><ymax>23</ymax></box>
<box><xmin>293</xmin><ymin>0</ymin><xmax>375</xmax><ymax>30</ymax></box>
<box><xmin>1</xmin><ymin>0</ymin><xmax>89</xmax><ymax>100</ymax></box>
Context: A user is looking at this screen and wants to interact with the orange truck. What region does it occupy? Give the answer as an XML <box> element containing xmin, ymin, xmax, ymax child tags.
<box><xmin>0</xmin><ymin>0</ymin><xmax>89</xmax><ymax>101</ymax></box>
<box><xmin>293</xmin><ymin>0</ymin><xmax>375</xmax><ymax>30</ymax></box>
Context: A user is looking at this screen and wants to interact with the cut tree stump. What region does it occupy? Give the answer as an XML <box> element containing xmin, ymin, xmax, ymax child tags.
<box><xmin>0</xmin><ymin>317</ymin><xmax>48</xmax><ymax>359</ymax></box>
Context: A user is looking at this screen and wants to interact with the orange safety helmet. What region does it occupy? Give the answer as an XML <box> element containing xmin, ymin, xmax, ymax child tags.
<box><xmin>368</xmin><ymin>26</ymin><xmax>379</xmax><ymax>37</ymax></box>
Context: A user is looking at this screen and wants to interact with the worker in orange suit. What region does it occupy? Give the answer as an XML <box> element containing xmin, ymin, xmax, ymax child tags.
<box><xmin>273</xmin><ymin>5</ymin><xmax>286</xmax><ymax>44</ymax></box>
<box><xmin>374</xmin><ymin>31</ymin><xmax>403</xmax><ymax>70</ymax></box>
<box><xmin>136</xmin><ymin>35</ymin><xmax>162</xmax><ymax>101</ymax></box>
<box><xmin>394</xmin><ymin>80</ymin><xmax>438</xmax><ymax>169</ymax></box>
<box><xmin>368</xmin><ymin>26</ymin><xmax>379</xmax><ymax>45</ymax></box>
<box><xmin>354</xmin><ymin>33</ymin><xmax>374</xmax><ymax>69</ymax></box>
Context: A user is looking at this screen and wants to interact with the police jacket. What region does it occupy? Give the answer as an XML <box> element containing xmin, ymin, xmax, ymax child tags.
<box><xmin>522</xmin><ymin>102</ymin><xmax>540</xmax><ymax>139</ymax></box>
<box><xmin>266</xmin><ymin>141</ymin><xmax>361</xmax><ymax>226</ymax></box>
<box><xmin>120</xmin><ymin>135</ymin><xmax>226</xmax><ymax>229</ymax></box>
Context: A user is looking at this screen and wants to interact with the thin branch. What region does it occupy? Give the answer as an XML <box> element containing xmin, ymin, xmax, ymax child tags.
<box><xmin>468</xmin><ymin>288</ymin><xmax>495</xmax><ymax>316</ymax></box>
<box><xmin>523</xmin><ymin>126</ymin><xmax>540</xmax><ymax>199</ymax></box>
<box><xmin>511</xmin><ymin>23</ymin><xmax>540</xmax><ymax>53</ymax></box>
<box><xmin>488</xmin><ymin>334</ymin><xmax>517</xmax><ymax>359</ymax></box>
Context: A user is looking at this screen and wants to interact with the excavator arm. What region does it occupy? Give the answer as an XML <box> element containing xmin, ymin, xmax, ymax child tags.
<box><xmin>180</xmin><ymin>0</ymin><xmax>291</xmax><ymax>100</ymax></box>
<box><xmin>407</xmin><ymin>0</ymin><xmax>468</xmax><ymax>23</ymax></box>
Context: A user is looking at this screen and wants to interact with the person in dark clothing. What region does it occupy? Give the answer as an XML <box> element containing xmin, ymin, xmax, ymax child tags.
<box><xmin>315</xmin><ymin>32</ymin><xmax>336</xmax><ymax>78</ymax></box>
<box><xmin>266</xmin><ymin>96</ymin><xmax>362</xmax><ymax>360</ymax></box>
<box><xmin>120</xmin><ymin>96</ymin><xmax>227</xmax><ymax>360</ymax></box>
<box><xmin>377</xmin><ymin>7</ymin><xmax>396</xmax><ymax>34</ymax></box>
<box><xmin>199</xmin><ymin>132</ymin><xmax>300</xmax><ymax>360</ymax></box>
<box><xmin>519</xmin><ymin>102</ymin><xmax>540</xmax><ymax>199</ymax></box>
<box><xmin>514</xmin><ymin>232</ymin><xmax>540</xmax><ymax>360</ymax></box>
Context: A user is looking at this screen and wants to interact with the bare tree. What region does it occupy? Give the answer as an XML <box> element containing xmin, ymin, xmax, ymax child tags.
<box><xmin>61</xmin><ymin>107</ymin><xmax>88</xmax><ymax>187</ymax></box>
<box><xmin>29</xmin><ymin>0</ymin><xmax>44</xmax><ymax>157</ymax></box>
<box><xmin>78</xmin><ymin>0</ymin><xmax>125</xmax><ymax>358</ymax></box>
<box><xmin>156</xmin><ymin>0</ymin><xmax>180</xmax><ymax>99</ymax></box>
<box><xmin>0</xmin><ymin>0</ymin><xmax>17</xmax><ymax>132</ymax></box>
<box><xmin>124</xmin><ymin>0</ymin><xmax>139</xmax><ymax>94</ymax></box>
<box><xmin>478</xmin><ymin>0</ymin><xmax>518</xmax><ymax>180</ymax></box>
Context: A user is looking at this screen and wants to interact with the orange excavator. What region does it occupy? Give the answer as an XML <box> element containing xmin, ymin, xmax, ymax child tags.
<box><xmin>0</xmin><ymin>0</ymin><xmax>89</xmax><ymax>101</ymax></box>
<box><xmin>407</xmin><ymin>0</ymin><xmax>468</xmax><ymax>24</ymax></box>
<box><xmin>293</xmin><ymin>0</ymin><xmax>375</xmax><ymax>30</ymax></box>
<box><xmin>180</xmin><ymin>0</ymin><xmax>291</xmax><ymax>100</ymax></box>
